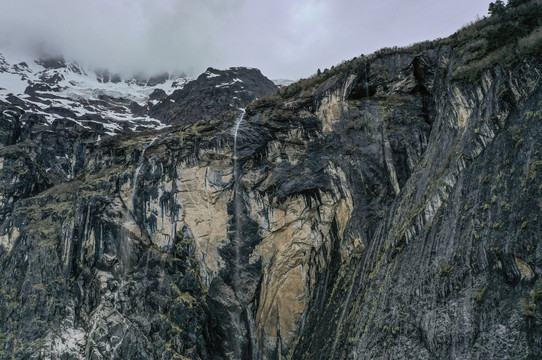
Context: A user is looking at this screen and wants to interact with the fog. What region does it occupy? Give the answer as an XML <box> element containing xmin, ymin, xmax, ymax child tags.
<box><xmin>0</xmin><ymin>0</ymin><xmax>491</xmax><ymax>79</ymax></box>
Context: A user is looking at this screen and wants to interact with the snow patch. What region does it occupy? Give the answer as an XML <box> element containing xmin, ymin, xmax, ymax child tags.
<box><xmin>0</xmin><ymin>51</ymin><xmax>178</xmax><ymax>134</ymax></box>
<box><xmin>215</xmin><ymin>78</ymin><xmax>244</xmax><ymax>88</ymax></box>
<box><xmin>0</xmin><ymin>71</ymin><xmax>28</xmax><ymax>94</ymax></box>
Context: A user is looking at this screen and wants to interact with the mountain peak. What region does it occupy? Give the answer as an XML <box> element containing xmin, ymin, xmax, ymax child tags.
<box><xmin>0</xmin><ymin>51</ymin><xmax>197</xmax><ymax>135</ymax></box>
<box><xmin>35</xmin><ymin>56</ymin><xmax>67</xmax><ymax>70</ymax></box>
<box><xmin>150</xmin><ymin>66</ymin><xmax>278</xmax><ymax>126</ymax></box>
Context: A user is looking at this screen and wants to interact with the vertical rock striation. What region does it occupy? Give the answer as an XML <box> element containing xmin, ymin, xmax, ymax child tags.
<box><xmin>1</xmin><ymin>3</ymin><xmax>542</xmax><ymax>359</ymax></box>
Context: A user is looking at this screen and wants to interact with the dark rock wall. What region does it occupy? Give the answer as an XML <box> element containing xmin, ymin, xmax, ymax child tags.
<box><xmin>291</xmin><ymin>52</ymin><xmax>542</xmax><ymax>360</ymax></box>
<box><xmin>1</xmin><ymin>16</ymin><xmax>542</xmax><ymax>360</ymax></box>
<box><xmin>149</xmin><ymin>67</ymin><xmax>278</xmax><ymax>127</ymax></box>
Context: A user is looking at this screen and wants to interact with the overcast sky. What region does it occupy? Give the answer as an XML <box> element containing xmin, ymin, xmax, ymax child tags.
<box><xmin>0</xmin><ymin>0</ymin><xmax>491</xmax><ymax>79</ymax></box>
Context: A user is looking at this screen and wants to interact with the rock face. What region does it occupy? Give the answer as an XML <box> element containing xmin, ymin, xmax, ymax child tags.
<box><xmin>149</xmin><ymin>67</ymin><xmax>278</xmax><ymax>126</ymax></box>
<box><xmin>0</xmin><ymin>62</ymin><xmax>278</xmax><ymax>359</ymax></box>
<box><xmin>290</xmin><ymin>55</ymin><xmax>542</xmax><ymax>359</ymax></box>
<box><xmin>1</xmin><ymin>3</ymin><xmax>542</xmax><ymax>359</ymax></box>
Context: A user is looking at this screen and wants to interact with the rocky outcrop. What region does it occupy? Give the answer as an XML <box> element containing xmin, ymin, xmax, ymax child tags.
<box><xmin>1</xmin><ymin>3</ymin><xmax>542</xmax><ymax>359</ymax></box>
<box><xmin>149</xmin><ymin>67</ymin><xmax>278</xmax><ymax>126</ymax></box>
<box><xmin>0</xmin><ymin>62</ymin><xmax>280</xmax><ymax>359</ymax></box>
<box><xmin>0</xmin><ymin>49</ymin><xmax>438</xmax><ymax>358</ymax></box>
<box><xmin>292</xmin><ymin>54</ymin><xmax>542</xmax><ymax>359</ymax></box>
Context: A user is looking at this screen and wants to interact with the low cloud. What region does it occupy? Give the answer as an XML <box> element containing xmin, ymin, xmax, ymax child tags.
<box><xmin>0</xmin><ymin>0</ymin><xmax>491</xmax><ymax>79</ymax></box>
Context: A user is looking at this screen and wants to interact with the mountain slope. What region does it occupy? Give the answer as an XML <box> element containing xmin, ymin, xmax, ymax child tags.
<box><xmin>0</xmin><ymin>53</ymin><xmax>187</xmax><ymax>134</ymax></box>
<box><xmin>1</xmin><ymin>1</ymin><xmax>542</xmax><ymax>359</ymax></box>
<box><xmin>0</xmin><ymin>58</ymin><xmax>278</xmax><ymax>358</ymax></box>
<box><xmin>149</xmin><ymin>67</ymin><xmax>278</xmax><ymax>126</ymax></box>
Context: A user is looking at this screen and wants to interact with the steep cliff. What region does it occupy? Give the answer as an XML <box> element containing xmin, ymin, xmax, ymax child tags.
<box><xmin>0</xmin><ymin>64</ymin><xmax>278</xmax><ymax>359</ymax></box>
<box><xmin>1</xmin><ymin>1</ymin><xmax>542</xmax><ymax>359</ymax></box>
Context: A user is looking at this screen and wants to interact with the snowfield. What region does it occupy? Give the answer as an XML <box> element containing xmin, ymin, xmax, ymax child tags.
<box><xmin>0</xmin><ymin>51</ymin><xmax>194</xmax><ymax>134</ymax></box>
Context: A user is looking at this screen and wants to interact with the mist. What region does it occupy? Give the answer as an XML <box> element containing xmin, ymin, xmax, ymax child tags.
<box><xmin>0</xmin><ymin>0</ymin><xmax>491</xmax><ymax>79</ymax></box>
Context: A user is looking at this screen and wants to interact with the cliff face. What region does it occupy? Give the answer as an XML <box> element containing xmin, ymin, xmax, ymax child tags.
<box><xmin>1</xmin><ymin>3</ymin><xmax>542</xmax><ymax>360</ymax></box>
<box><xmin>291</xmin><ymin>51</ymin><xmax>542</xmax><ymax>360</ymax></box>
<box><xmin>149</xmin><ymin>67</ymin><xmax>278</xmax><ymax>127</ymax></box>
<box><xmin>0</xmin><ymin>63</ymin><xmax>279</xmax><ymax>359</ymax></box>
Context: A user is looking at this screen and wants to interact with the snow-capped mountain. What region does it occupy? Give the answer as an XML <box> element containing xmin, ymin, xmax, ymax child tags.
<box><xmin>149</xmin><ymin>66</ymin><xmax>278</xmax><ymax>126</ymax></box>
<box><xmin>0</xmin><ymin>52</ymin><xmax>191</xmax><ymax>135</ymax></box>
<box><xmin>0</xmin><ymin>52</ymin><xmax>283</xmax><ymax>136</ymax></box>
<box><xmin>0</xmin><ymin>51</ymin><xmax>278</xmax><ymax>184</ymax></box>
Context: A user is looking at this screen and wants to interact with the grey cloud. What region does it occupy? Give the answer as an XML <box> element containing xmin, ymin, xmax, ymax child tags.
<box><xmin>0</xmin><ymin>0</ymin><xmax>491</xmax><ymax>79</ymax></box>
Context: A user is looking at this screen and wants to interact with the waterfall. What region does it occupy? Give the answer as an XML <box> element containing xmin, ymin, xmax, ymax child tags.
<box><xmin>113</xmin><ymin>135</ymin><xmax>158</xmax><ymax>277</ymax></box>
<box><xmin>131</xmin><ymin>136</ymin><xmax>158</xmax><ymax>208</ymax></box>
<box><xmin>232</xmin><ymin>109</ymin><xmax>245</xmax><ymax>292</ymax></box>
<box><xmin>231</xmin><ymin>109</ymin><xmax>246</xmax><ymax>359</ymax></box>
<box><xmin>110</xmin><ymin>314</ymin><xmax>130</xmax><ymax>358</ymax></box>
<box><xmin>107</xmin><ymin>136</ymin><xmax>160</xmax><ymax>358</ymax></box>
<box><xmin>233</xmin><ymin>110</ymin><xmax>245</xmax><ymax>158</ymax></box>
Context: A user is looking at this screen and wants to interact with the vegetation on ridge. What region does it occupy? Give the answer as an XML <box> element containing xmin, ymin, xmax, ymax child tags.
<box><xmin>452</xmin><ymin>0</ymin><xmax>542</xmax><ymax>82</ymax></box>
<box><xmin>250</xmin><ymin>0</ymin><xmax>542</xmax><ymax>110</ymax></box>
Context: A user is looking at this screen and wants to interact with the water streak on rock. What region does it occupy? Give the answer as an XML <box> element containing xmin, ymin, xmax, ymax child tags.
<box><xmin>131</xmin><ymin>136</ymin><xmax>158</xmax><ymax>208</ymax></box>
<box><xmin>232</xmin><ymin>109</ymin><xmax>245</xmax><ymax>292</ymax></box>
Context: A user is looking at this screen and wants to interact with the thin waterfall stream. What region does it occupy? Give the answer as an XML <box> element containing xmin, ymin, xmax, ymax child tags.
<box><xmin>231</xmin><ymin>109</ymin><xmax>246</xmax><ymax>359</ymax></box>
<box><xmin>121</xmin><ymin>135</ymin><xmax>159</xmax><ymax>292</ymax></box>
<box><xmin>131</xmin><ymin>136</ymin><xmax>158</xmax><ymax>209</ymax></box>
<box><xmin>110</xmin><ymin>136</ymin><xmax>159</xmax><ymax>358</ymax></box>
<box><xmin>232</xmin><ymin>109</ymin><xmax>245</xmax><ymax>292</ymax></box>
